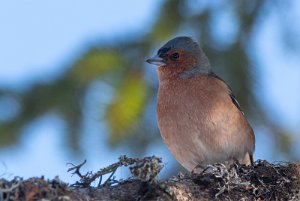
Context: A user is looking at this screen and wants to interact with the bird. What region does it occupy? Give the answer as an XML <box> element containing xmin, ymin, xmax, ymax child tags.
<box><xmin>146</xmin><ymin>36</ymin><xmax>255</xmax><ymax>172</ymax></box>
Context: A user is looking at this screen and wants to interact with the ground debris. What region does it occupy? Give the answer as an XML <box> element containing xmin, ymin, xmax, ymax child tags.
<box><xmin>0</xmin><ymin>176</ymin><xmax>72</xmax><ymax>201</ymax></box>
<box><xmin>67</xmin><ymin>155</ymin><xmax>163</xmax><ymax>187</ymax></box>
<box><xmin>0</xmin><ymin>158</ymin><xmax>299</xmax><ymax>201</ymax></box>
<box><xmin>191</xmin><ymin>160</ymin><xmax>300</xmax><ymax>200</ymax></box>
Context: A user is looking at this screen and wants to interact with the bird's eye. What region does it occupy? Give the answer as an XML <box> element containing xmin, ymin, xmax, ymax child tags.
<box><xmin>171</xmin><ymin>52</ymin><xmax>179</xmax><ymax>60</ymax></box>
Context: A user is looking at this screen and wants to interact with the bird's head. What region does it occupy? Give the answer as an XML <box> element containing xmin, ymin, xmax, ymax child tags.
<box><xmin>146</xmin><ymin>36</ymin><xmax>211</xmax><ymax>79</ymax></box>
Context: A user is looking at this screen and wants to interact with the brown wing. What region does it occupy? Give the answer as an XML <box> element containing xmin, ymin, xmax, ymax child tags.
<box><xmin>209</xmin><ymin>72</ymin><xmax>244</xmax><ymax>115</ymax></box>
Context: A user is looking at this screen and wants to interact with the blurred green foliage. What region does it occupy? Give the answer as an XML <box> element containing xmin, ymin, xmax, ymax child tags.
<box><xmin>71</xmin><ymin>49</ymin><xmax>122</xmax><ymax>84</ymax></box>
<box><xmin>0</xmin><ymin>0</ymin><xmax>299</xmax><ymax>160</ymax></box>
<box><xmin>106</xmin><ymin>73</ymin><xmax>147</xmax><ymax>145</ymax></box>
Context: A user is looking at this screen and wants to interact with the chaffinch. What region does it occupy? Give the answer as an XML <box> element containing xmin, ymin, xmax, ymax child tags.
<box><xmin>146</xmin><ymin>36</ymin><xmax>255</xmax><ymax>171</ymax></box>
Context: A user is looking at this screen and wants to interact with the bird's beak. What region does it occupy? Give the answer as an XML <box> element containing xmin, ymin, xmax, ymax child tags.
<box><xmin>146</xmin><ymin>55</ymin><xmax>166</xmax><ymax>66</ymax></box>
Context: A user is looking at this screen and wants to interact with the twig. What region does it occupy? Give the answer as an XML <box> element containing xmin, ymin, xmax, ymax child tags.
<box><xmin>67</xmin><ymin>159</ymin><xmax>87</xmax><ymax>179</ymax></box>
<box><xmin>68</xmin><ymin>155</ymin><xmax>140</xmax><ymax>187</ymax></box>
<box><xmin>103</xmin><ymin>169</ymin><xmax>117</xmax><ymax>186</ymax></box>
<box><xmin>0</xmin><ymin>179</ymin><xmax>22</xmax><ymax>201</ymax></box>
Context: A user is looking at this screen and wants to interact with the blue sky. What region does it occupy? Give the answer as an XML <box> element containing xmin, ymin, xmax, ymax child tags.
<box><xmin>254</xmin><ymin>6</ymin><xmax>300</xmax><ymax>130</ymax></box>
<box><xmin>0</xmin><ymin>0</ymin><xmax>300</xmax><ymax>183</ymax></box>
<box><xmin>0</xmin><ymin>0</ymin><xmax>161</xmax><ymax>86</ymax></box>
